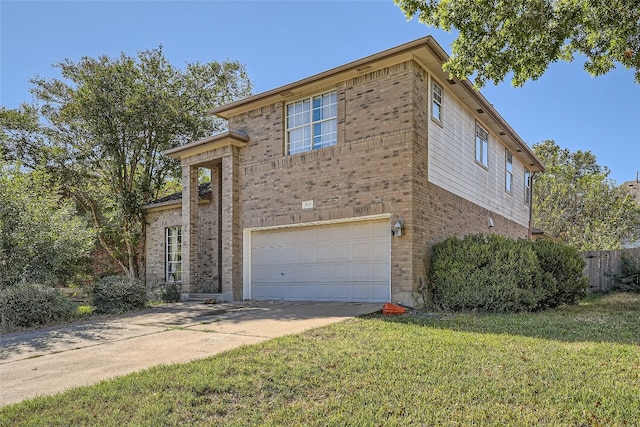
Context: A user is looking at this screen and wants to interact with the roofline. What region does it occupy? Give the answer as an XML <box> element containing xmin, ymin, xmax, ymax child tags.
<box><xmin>163</xmin><ymin>130</ymin><xmax>249</xmax><ymax>159</ymax></box>
<box><xmin>142</xmin><ymin>198</ymin><xmax>210</xmax><ymax>212</ymax></box>
<box><xmin>210</xmin><ymin>35</ymin><xmax>544</xmax><ymax>172</ymax></box>
<box><xmin>210</xmin><ymin>36</ymin><xmax>439</xmax><ymax>118</ymax></box>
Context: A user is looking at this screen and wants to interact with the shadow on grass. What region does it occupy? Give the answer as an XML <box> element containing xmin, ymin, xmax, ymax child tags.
<box><xmin>364</xmin><ymin>292</ymin><xmax>640</xmax><ymax>346</ymax></box>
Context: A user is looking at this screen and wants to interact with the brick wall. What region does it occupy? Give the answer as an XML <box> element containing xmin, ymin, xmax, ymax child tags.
<box><xmin>146</xmin><ymin>58</ymin><xmax>529</xmax><ymax>305</ymax></box>
<box><xmin>229</xmin><ymin>61</ymin><xmax>418</xmax><ymax>304</ymax></box>
<box><xmin>144</xmin><ymin>194</ymin><xmax>219</xmax><ymax>292</ymax></box>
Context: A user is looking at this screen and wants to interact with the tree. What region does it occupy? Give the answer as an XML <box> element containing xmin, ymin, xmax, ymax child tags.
<box><xmin>532</xmin><ymin>140</ymin><xmax>640</xmax><ymax>251</ymax></box>
<box><xmin>1</xmin><ymin>48</ymin><xmax>252</xmax><ymax>278</ymax></box>
<box><xmin>0</xmin><ymin>164</ymin><xmax>94</xmax><ymax>287</ymax></box>
<box><xmin>395</xmin><ymin>0</ymin><xmax>640</xmax><ymax>87</ymax></box>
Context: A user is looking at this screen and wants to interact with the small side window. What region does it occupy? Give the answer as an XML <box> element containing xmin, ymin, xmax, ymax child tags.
<box><xmin>432</xmin><ymin>80</ymin><xmax>443</xmax><ymax>124</ymax></box>
<box><xmin>475</xmin><ymin>124</ymin><xmax>489</xmax><ymax>168</ymax></box>
<box><xmin>505</xmin><ymin>150</ymin><xmax>513</xmax><ymax>193</ymax></box>
<box><xmin>166</xmin><ymin>226</ymin><xmax>182</xmax><ymax>282</ymax></box>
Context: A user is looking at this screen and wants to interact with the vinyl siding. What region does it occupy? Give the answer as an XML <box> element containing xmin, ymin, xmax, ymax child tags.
<box><xmin>427</xmin><ymin>76</ymin><xmax>530</xmax><ymax>227</ymax></box>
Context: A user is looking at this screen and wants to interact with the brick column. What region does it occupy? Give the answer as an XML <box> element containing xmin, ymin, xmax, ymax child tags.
<box><xmin>221</xmin><ymin>148</ymin><xmax>241</xmax><ymax>299</ymax></box>
<box><xmin>181</xmin><ymin>164</ymin><xmax>199</xmax><ymax>296</ymax></box>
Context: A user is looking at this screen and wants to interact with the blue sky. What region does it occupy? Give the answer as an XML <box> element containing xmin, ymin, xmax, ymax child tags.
<box><xmin>1</xmin><ymin>0</ymin><xmax>638</xmax><ymax>185</ymax></box>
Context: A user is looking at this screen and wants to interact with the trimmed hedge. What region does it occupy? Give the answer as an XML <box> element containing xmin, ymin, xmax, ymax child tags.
<box><xmin>0</xmin><ymin>283</ymin><xmax>76</xmax><ymax>332</ymax></box>
<box><xmin>532</xmin><ymin>239</ymin><xmax>588</xmax><ymax>307</ymax></box>
<box><xmin>428</xmin><ymin>235</ymin><xmax>588</xmax><ymax>313</ymax></box>
<box><xmin>92</xmin><ymin>276</ymin><xmax>147</xmax><ymax>314</ymax></box>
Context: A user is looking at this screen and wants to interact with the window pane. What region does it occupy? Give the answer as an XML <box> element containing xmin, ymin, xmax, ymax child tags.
<box><xmin>287</xmin><ymin>91</ymin><xmax>336</xmax><ymax>155</ymax></box>
<box><xmin>482</xmin><ymin>140</ymin><xmax>488</xmax><ymax>166</ymax></box>
<box><xmin>312</xmin><ymin>96</ymin><xmax>322</xmax><ymax>121</ymax></box>
<box><xmin>433</xmin><ymin>102</ymin><xmax>441</xmax><ymax>121</ymax></box>
<box><xmin>313</xmin><ymin>120</ymin><xmax>337</xmax><ymax>149</ymax></box>
<box><xmin>288</xmin><ymin>127</ymin><xmax>310</xmax><ymax>155</ymax></box>
<box><xmin>166</xmin><ymin>226</ymin><xmax>182</xmax><ymax>282</ymax></box>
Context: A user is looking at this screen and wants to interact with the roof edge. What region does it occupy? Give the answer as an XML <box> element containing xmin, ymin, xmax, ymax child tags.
<box><xmin>163</xmin><ymin>130</ymin><xmax>249</xmax><ymax>159</ymax></box>
<box><xmin>210</xmin><ymin>36</ymin><xmax>438</xmax><ymax>119</ymax></box>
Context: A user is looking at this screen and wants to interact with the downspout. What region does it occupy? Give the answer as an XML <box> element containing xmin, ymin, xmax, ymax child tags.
<box><xmin>528</xmin><ymin>171</ymin><xmax>538</xmax><ymax>240</ymax></box>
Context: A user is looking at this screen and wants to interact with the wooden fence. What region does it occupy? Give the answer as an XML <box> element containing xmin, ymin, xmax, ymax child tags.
<box><xmin>581</xmin><ymin>248</ymin><xmax>640</xmax><ymax>292</ymax></box>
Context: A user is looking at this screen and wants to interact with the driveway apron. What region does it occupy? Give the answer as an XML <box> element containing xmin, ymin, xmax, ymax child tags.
<box><xmin>0</xmin><ymin>301</ymin><xmax>379</xmax><ymax>406</ymax></box>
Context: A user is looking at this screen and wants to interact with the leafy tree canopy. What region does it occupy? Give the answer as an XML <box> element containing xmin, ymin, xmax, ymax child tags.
<box><xmin>532</xmin><ymin>140</ymin><xmax>640</xmax><ymax>251</ymax></box>
<box><xmin>1</xmin><ymin>47</ymin><xmax>252</xmax><ymax>278</ymax></box>
<box><xmin>395</xmin><ymin>0</ymin><xmax>640</xmax><ymax>87</ymax></box>
<box><xmin>0</xmin><ymin>163</ymin><xmax>94</xmax><ymax>287</ymax></box>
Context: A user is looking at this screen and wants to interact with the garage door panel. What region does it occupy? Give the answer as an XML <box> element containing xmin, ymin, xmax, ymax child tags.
<box><xmin>371</xmin><ymin>240</ymin><xmax>390</xmax><ymax>258</ymax></box>
<box><xmin>252</xmin><ymin>283</ymin><xmax>297</xmax><ymax>300</ymax></box>
<box><xmin>332</xmin><ymin>263</ymin><xmax>351</xmax><ymax>281</ymax></box>
<box><xmin>350</xmin><ymin>283</ymin><xmax>375</xmax><ymax>300</ymax></box>
<box><xmin>296</xmin><ymin>265</ymin><xmax>317</xmax><ymax>281</ymax></box>
<box><xmin>280</xmin><ymin>246</ymin><xmax>300</xmax><ymax>261</ymax></box>
<box><xmin>351</xmin><ymin>262</ymin><xmax>375</xmax><ymax>280</ymax></box>
<box><xmin>298</xmin><ymin>245</ymin><xmax>315</xmax><ymax>262</ymax></box>
<box><xmin>315</xmin><ymin>243</ymin><xmax>333</xmax><ymax>262</ymax></box>
<box><xmin>295</xmin><ymin>228</ymin><xmax>315</xmax><ymax>244</ymax></box>
<box><xmin>351</xmin><ymin>223</ymin><xmax>373</xmax><ymax>239</ymax></box>
<box><xmin>251</xmin><ymin>220</ymin><xmax>390</xmax><ymax>303</ymax></box>
<box><xmin>371</xmin><ymin>262</ymin><xmax>390</xmax><ymax>277</ymax></box>
<box><xmin>370</xmin><ymin>283</ymin><xmax>392</xmax><ymax>300</ymax></box>
<box><xmin>312</xmin><ymin>264</ymin><xmax>335</xmax><ymax>282</ymax></box>
<box><xmin>332</xmin><ymin>243</ymin><xmax>351</xmax><ymax>261</ymax></box>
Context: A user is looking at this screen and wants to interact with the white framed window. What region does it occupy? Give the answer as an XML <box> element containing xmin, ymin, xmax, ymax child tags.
<box><xmin>166</xmin><ymin>226</ymin><xmax>182</xmax><ymax>282</ymax></box>
<box><xmin>475</xmin><ymin>123</ymin><xmax>489</xmax><ymax>168</ymax></box>
<box><xmin>286</xmin><ymin>91</ymin><xmax>337</xmax><ymax>155</ymax></box>
<box><xmin>524</xmin><ymin>170</ymin><xmax>531</xmax><ymax>206</ymax></box>
<box><xmin>432</xmin><ymin>80</ymin><xmax>443</xmax><ymax>123</ymax></box>
<box><xmin>505</xmin><ymin>150</ymin><xmax>513</xmax><ymax>193</ymax></box>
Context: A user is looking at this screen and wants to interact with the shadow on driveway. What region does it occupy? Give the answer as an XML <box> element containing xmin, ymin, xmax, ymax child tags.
<box><xmin>0</xmin><ymin>300</ymin><xmax>380</xmax><ymax>406</ymax></box>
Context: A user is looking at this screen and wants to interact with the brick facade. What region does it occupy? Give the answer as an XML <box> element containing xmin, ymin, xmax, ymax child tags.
<box><xmin>145</xmin><ymin>37</ymin><xmax>541</xmax><ymax>306</ymax></box>
<box><xmin>145</xmin><ymin>194</ymin><xmax>220</xmax><ymax>293</ymax></box>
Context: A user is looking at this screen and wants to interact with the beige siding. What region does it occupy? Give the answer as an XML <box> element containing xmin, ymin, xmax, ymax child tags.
<box><xmin>427</xmin><ymin>75</ymin><xmax>530</xmax><ymax>227</ymax></box>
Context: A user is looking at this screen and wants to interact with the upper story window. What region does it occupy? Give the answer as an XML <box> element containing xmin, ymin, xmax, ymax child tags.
<box><xmin>505</xmin><ymin>150</ymin><xmax>513</xmax><ymax>193</ymax></box>
<box><xmin>432</xmin><ymin>80</ymin><xmax>443</xmax><ymax>124</ymax></box>
<box><xmin>166</xmin><ymin>226</ymin><xmax>182</xmax><ymax>283</ymax></box>
<box><xmin>524</xmin><ymin>170</ymin><xmax>531</xmax><ymax>206</ymax></box>
<box><xmin>475</xmin><ymin>123</ymin><xmax>489</xmax><ymax>168</ymax></box>
<box><xmin>286</xmin><ymin>91</ymin><xmax>337</xmax><ymax>155</ymax></box>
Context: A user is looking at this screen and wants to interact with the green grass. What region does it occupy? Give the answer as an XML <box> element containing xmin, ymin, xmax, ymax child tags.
<box><xmin>2</xmin><ymin>293</ymin><xmax>639</xmax><ymax>426</ymax></box>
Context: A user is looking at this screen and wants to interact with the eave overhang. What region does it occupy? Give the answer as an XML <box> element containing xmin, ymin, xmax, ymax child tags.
<box><xmin>210</xmin><ymin>36</ymin><xmax>544</xmax><ymax>172</ymax></box>
<box><xmin>163</xmin><ymin>130</ymin><xmax>249</xmax><ymax>160</ymax></box>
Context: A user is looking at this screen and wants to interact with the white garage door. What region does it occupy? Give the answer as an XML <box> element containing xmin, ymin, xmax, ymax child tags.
<box><xmin>250</xmin><ymin>220</ymin><xmax>390</xmax><ymax>302</ymax></box>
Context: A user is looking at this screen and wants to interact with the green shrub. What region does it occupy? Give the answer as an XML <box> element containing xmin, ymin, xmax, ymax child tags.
<box><xmin>147</xmin><ymin>282</ymin><xmax>181</xmax><ymax>303</ymax></box>
<box><xmin>429</xmin><ymin>235</ymin><xmax>545</xmax><ymax>313</ymax></box>
<box><xmin>427</xmin><ymin>235</ymin><xmax>589</xmax><ymax>313</ymax></box>
<box><xmin>92</xmin><ymin>276</ymin><xmax>147</xmax><ymax>314</ymax></box>
<box><xmin>532</xmin><ymin>240</ymin><xmax>588</xmax><ymax>306</ymax></box>
<box><xmin>0</xmin><ymin>283</ymin><xmax>76</xmax><ymax>332</ymax></box>
<box><xmin>612</xmin><ymin>254</ymin><xmax>640</xmax><ymax>292</ymax></box>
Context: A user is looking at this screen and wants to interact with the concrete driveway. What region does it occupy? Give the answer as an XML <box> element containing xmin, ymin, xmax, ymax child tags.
<box><xmin>0</xmin><ymin>301</ymin><xmax>379</xmax><ymax>406</ymax></box>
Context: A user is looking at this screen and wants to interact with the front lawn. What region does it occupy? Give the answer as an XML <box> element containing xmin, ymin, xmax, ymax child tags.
<box><xmin>2</xmin><ymin>293</ymin><xmax>639</xmax><ymax>426</ymax></box>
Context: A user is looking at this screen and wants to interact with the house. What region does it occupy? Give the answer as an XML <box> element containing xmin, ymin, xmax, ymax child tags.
<box><xmin>143</xmin><ymin>36</ymin><xmax>545</xmax><ymax>306</ymax></box>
